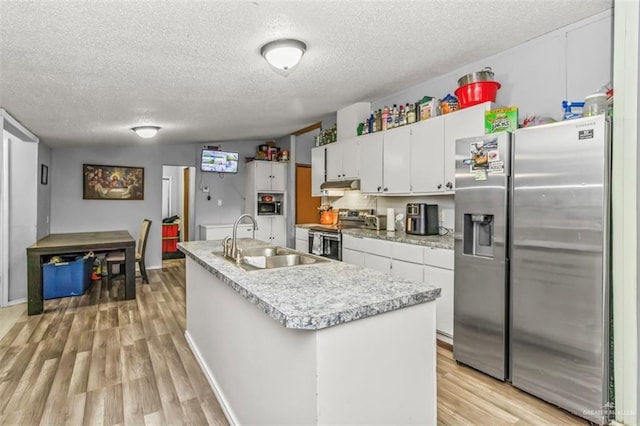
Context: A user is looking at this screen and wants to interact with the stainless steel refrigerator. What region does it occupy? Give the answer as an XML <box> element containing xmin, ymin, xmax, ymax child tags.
<box><xmin>453</xmin><ymin>115</ymin><xmax>611</xmax><ymax>424</ymax></box>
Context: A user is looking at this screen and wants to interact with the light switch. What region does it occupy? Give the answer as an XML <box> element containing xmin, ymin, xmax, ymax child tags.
<box><xmin>217</xmin><ymin>199</ymin><xmax>222</xmax><ymax>207</ymax></box>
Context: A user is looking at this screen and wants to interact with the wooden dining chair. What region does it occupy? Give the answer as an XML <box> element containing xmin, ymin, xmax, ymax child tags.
<box><xmin>107</xmin><ymin>218</ymin><xmax>152</xmax><ymax>285</ymax></box>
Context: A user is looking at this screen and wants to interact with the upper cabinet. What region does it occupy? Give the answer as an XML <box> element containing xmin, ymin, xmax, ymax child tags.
<box><xmin>311</xmin><ymin>146</ymin><xmax>325</xmax><ymax>197</ymax></box>
<box><xmin>252</xmin><ymin>161</ymin><xmax>287</xmax><ymax>192</ymax></box>
<box><xmin>442</xmin><ymin>102</ymin><xmax>493</xmax><ymax>191</ymax></box>
<box><xmin>358</xmin><ymin>133</ymin><xmax>383</xmax><ymax>193</ymax></box>
<box><xmin>325</xmin><ymin>137</ymin><xmax>359</xmax><ymax>181</ymax></box>
<box><xmin>410</xmin><ymin>117</ymin><xmax>446</xmax><ymax>193</ymax></box>
<box><xmin>312</xmin><ymin>102</ymin><xmax>493</xmax><ymax>196</ymax></box>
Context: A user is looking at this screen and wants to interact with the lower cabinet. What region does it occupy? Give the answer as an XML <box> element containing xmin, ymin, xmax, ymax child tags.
<box><xmin>342</xmin><ymin>234</ymin><xmax>454</xmax><ymax>338</ymax></box>
<box><xmin>256</xmin><ymin>216</ymin><xmax>286</xmax><ymax>247</ymax></box>
<box><xmin>200</xmin><ymin>224</ymin><xmax>255</xmax><ymax>240</ymax></box>
<box><xmin>295</xmin><ymin>227</ymin><xmax>310</xmax><ymax>253</ymax></box>
<box><xmin>424</xmin><ymin>248</ymin><xmax>454</xmax><ymax>338</ymax></box>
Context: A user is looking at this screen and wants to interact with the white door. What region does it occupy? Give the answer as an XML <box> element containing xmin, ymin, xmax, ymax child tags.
<box><xmin>162</xmin><ymin>177</ymin><xmax>171</xmax><ymax>218</ymax></box>
<box><xmin>311</xmin><ymin>147</ymin><xmax>325</xmax><ymax>196</ymax></box>
<box><xmin>341</xmin><ymin>138</ymin><xmax>359</xmax><ymax>179</ymax></box>
<box><xmin>325</xmin><ymin>143</ymin><xmax>342</xmax><ymax>181</ymax></box>
<box><xmin>5</xmin><ymin>132</ymin><xmax>37</xmax><ymax>303</ymax></box>
<box><xmin>270</xmin><ymin>163</ymin><xmax>287</xmax><ymax>192</ymax></box>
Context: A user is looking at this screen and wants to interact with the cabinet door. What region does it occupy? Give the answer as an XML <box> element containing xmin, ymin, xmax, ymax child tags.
<box><xmin>424</xmin><ymin>265</ymin><xmax>454</xmax><ymax>337</ymax></box>
<box><xmin>270</xmin><ymin>162</ymin><xmax>287</xmax><ymax>192</ymax></box>
<box><xmin>255</xmin><ymin>216</ymin><xmax>272</xmax><ymax>243</ymax></box>
<box><xmin>342</xmin><ymin>248</ymin><xmax>365</xmax><ymax>266</ymax></box>
<box><xmin>391</xmin><ymin>259</ymin><xmax>423</xmax><ymax>283</ymax></box>
<box><xmin>364</xmin><ymin>253</ymin><xmax>391</xmax><ymax>274</ymax></box>
<box><xmin>341</xmin><ymin>138</ymin><xmax>359</xmax><ymax>179</ymax></box>
<box><xmin>254</xmin><ymin>162</ymin><xmax>273</xmax><ymax>191</ymax></box>
<box><xmin>295</xmin><ymin>239</ymin><xmax>309</xmax><ymax>253</ymax></box>
<box><xmin>382</xmin><ymin>126</ymin><xmax>411</xmax><ymax>194</ymax></box>
<box><xmin>325</xmin><ymin>143</ymin><xmax>343</xmax><ymax>181</ymax></box>
<box><xmin>358</xmin><ymin>133</ymin><xmax>384</xmax><ymax>194</ymax></box>
<box><xmin>236</xmin><ymin>225</ymin><xmax>256</xmax><ymax>239</ymax></box>
<box><xmin>270</xmin><ymin>215</ymin><xmax>287</xmax><ymax>247</ymax></box>
<box><xmin>443</xmin><ymin>102</ymin><xmax>492</xmax><ymax>191</ymax></box>
<box><xmin>410</xmin><ymin>117</ymin><xmax>446</xmax><ymax>193</ymax></box>
<box><xmin>311</xmin><ymin>147</ymin><xmax>325</xmax><ymax>197</ymax></box>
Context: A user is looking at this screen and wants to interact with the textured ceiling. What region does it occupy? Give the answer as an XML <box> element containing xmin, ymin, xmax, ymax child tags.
<box><xmin>0</xmin><ymin>0</ymin><xmax>611</xmax><ymax>148</ymax></box>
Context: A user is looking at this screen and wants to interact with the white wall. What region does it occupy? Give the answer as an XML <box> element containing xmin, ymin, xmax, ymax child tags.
<box><xmin>373</xmin><ymin>11</ymin><xmax>612</xmax><ymax>124</ymax></box>
<box><xmin>194</xmin><ymin>142</ymin><xmax>261</xmax><ymax>229</ymax></box>
<box><xmin>51</xmin><ymin>143</ymin><xmax>200</xmax><ymax>269</ymax></box>
<box><xmin>37</xmin><ymin>142</ymin><xmax>51</xmax><ymax>239</ymax></box>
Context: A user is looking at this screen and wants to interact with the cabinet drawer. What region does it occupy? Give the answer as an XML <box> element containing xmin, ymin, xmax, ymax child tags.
<box><xmin>423</xmin><ymin>247</ymin><xmax>454</xmax><ymax>270</ymax></box>
<box><xmin>389</xmin><ymin>241</ymin><xmax>424</xmax><ymax>264</ymax></box>
<box><xmin>342</xmin><ymin>234</ymin><xmax>368</xmax><ymax>252</ymax></box>
<box><xmin>365</xmin><ymin>237</ymin><xmax>391</xmax><ymax>257</ymax></box>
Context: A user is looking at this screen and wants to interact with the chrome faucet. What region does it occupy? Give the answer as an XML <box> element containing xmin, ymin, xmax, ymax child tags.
<box><xmin>227</xmin><ymin>214</ymin><xmax>258</xmax><ymax>261</ymax></box>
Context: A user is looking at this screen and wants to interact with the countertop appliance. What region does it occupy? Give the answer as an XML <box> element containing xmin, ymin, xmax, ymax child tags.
<box><xmin>257</xmin><ymin>201</ymin><xmax>281</xmax><ymax>215</ymax></box>
<box><xmin>363</xmin><ymin>214</ymin><xmax>386</xmax><ymax>231</ymax></box>
<box><xmin>308</xmin><ymin>209</ymin><xmax>372</xmax><ymax>260</ymax></box>
<box><xmin>405</xmin><ymin>203</ymin><xmax>439</xmax><ymax>235</ymax></box>
<box><xmin>453</xmin><ymin>115</ymin><xmax>611</xmax><ymax>425</ymax></box>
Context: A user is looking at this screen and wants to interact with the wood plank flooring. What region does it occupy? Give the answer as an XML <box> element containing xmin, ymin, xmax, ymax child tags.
<box><xmin>0</xmin><ymin>259</ymin><xmax>588</xmax><ymax>425</ymax></box>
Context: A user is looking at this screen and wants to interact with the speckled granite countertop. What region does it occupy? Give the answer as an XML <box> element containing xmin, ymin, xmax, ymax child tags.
<box><xmin>341</xmin><ymin>228</ymin><xmax>454</xmax><ymax>250</ymax></box>
<box><xmin>178</xmin><ymin>239</ymin><xmax>440</xmax><ymax>331</ymax></box>
<box><xmin>296</xmin><ymin>224</ymin><xmax>453</xmax><ymax>250</ymax></box>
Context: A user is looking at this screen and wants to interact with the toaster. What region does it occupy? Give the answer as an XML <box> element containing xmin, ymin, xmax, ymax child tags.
<box><xmin>363</xmin><ymin>214</ymin><xmax>387</xmax><ymax>231</ymax></box>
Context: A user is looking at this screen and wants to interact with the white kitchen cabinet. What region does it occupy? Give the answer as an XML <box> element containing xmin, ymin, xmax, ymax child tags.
<box><xmin>252</xmin><ymin>161</ymin><xmax>287</xmax><ymax>192</ymax></box>
<box><xmin>256</xmin><ymin>215</ymin><xmax>286</xmax><ymax>247</ymax></box>
<box><xmin>364</xmin><ymin>253</ymin><xmax>391</xmax><ymax>274</ymax></box>
<box><xmin>391</xmin><ymin>259</ymin><xmax>424</xmax><ymax>282</ymax></box>
<box><xmin>342</xmin><ymin>248</ymin><xmax>365</xmax><ymax>266</ymax></box>
<box><xmin>410</xmin><ymin>117</ymin><xmax>446</xmax><ymax>193</ymax></box>
<box><xmin>443</xmin><ymin>101</ymin><xmax>494</xmax><ymax>191</ymax></box>
<box><xmin>358</xmin><ymin>133</ymin><xmax>384</xmax><ymax>194</ymax></box>
<box><xmin>199</xmin><ymin>224</ymin><xmax>255</xmax><ymax>241</ymax></box>
<box><xmin>295</xmin><ymin>227</ymin><xmax>309</xmax><ymax>253</ymax></box>
<box><xmin>325</xmin><ymin>137</ymin><xmax>359</xmax><ymax>181</ymax></box>
<box><xmin>424</xmin><ymin>247</ymin><xmax>455</xmax><ymax>337</ymax></box>
<box><xmin>311</xmin><ymin>146</ymin><xmax>325</xmax><ymax>197</ymax></box>
<box><xmin>382</xmin><ymin>126</ymin><xmax>411</xmax><ymax>194</ymax></box>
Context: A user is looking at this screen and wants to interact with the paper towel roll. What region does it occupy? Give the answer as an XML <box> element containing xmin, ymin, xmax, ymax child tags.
<box><xmin>386</xmin><ymin>208</ymin><xmax>395</xmax><ymax>231</ymax></box>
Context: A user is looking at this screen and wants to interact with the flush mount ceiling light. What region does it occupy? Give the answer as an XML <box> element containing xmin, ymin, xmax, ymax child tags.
<box><xmin>261</xmin><ymin>39</ymin><xmax>307</xmax><ymax>71</ymax></box>
<box><xmin>132</xmin><ymin>126</ymin><xmax>160</xmax><ymax>138</ymax></box>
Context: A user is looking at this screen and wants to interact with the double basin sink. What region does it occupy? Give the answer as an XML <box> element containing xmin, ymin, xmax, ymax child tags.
<box><xmin>217</xmin><ymin>245</ymin><xmax>329</xmax><ymax>271</ymax></box>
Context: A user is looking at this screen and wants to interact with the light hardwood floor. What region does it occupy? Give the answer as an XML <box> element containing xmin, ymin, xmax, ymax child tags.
<box><xmin>0</xmin><ymin>259</ymin><xmax>588</xmax><ymax>425</ymax></box>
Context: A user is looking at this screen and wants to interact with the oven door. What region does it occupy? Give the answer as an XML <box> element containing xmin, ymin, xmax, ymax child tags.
<box><xmin>308</xmin><ymin>230</ymin><xmax>341</xmax><ymax>261</ymax></box>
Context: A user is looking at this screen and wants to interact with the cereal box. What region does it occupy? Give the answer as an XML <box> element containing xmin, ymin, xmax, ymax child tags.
<box><xmin>485</xmin><ymin>107</ymin><xmax>518</xmax><ymax>134</ymax></box>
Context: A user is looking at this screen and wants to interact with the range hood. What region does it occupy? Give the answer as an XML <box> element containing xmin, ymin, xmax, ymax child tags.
<box><xmin>320</xmin><ymin>179</ymin><xmax>361</xmax><ymax>190</ymax></box>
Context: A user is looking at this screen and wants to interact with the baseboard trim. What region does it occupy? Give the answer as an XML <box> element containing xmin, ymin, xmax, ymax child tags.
<box><xmin>6</xmin><ymin>297</ymin><xmax>27</xmax><ymax>307</ymax></box>
<box><xmin>184</xmin><ymin>330</ymin><xmax>238</xmax><ymax>426</ymax></box>
<box><xmin>436</xmin><ymin>332</ymin><xmax>453</xmax><ymax>350</ymax></box>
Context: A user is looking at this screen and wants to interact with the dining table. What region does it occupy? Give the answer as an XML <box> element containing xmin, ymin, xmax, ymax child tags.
<box><xmin>26</xmin><ymin>230</ymin><xmax>136</xmax><ymax>315</ymax></box>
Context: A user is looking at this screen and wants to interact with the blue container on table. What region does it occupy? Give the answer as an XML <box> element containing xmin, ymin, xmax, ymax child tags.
<box><xmin>43</xmin><ymin>256</ymin><xmax>93</xmax><ymax>299</ymax></box>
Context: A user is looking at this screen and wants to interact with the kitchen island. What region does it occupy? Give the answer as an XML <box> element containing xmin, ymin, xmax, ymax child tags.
<box><xmin>179</xmin><ymin>239</ymin><xmax>440</xmax><ymax>425</ymax></box>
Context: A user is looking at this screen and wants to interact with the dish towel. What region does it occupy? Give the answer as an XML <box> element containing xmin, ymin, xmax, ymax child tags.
<box><xmin>312</xmin><ymin>233</ymin><xmax>323</xmax><ymax>255</ymax></box>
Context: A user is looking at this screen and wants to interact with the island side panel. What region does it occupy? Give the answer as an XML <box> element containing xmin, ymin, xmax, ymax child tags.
<box><xmin>184</xmin><ymin>257</ymin><xmax>318</xmax><ymax>425</ymax></box>
<box><xmin>316</xmin><ymin>301</ymin><xmax>437</xmax><ymax>425</ymax></box>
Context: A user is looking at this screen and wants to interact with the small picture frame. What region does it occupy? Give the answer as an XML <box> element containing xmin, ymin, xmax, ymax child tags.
<box><xmin>40</xmin><ymin>164</ymin><xmax>48</xmax><ymax>185</ymax></box>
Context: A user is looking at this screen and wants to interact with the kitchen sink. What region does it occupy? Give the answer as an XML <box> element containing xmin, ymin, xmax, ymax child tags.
<box><xmin>214</xmin><ymin>245</ymin><xmax>329</xmax><ymax>271</ymax></box>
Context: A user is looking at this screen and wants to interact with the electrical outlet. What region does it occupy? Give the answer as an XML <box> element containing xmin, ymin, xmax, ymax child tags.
<box><xmin>217</xmin><ymin>199</ymin><xmax>222</xmax><ymax>207</ymax></box>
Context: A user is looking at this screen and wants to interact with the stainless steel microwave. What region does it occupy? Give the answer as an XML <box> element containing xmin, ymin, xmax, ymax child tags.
<box><xmin>258</xmin><ymin>201</ymin><xmax>281</xmax><ymax>215</ymax></box>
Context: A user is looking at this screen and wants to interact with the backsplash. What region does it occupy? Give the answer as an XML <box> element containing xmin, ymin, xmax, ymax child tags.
<box><xmin>327</xmin><ymin>191</ymin><xmax>455</xmax><ymax>230</ymax></box>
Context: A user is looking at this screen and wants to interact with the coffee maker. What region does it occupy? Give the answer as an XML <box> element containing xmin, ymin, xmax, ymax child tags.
<box><xmin>406</xmin><ymin>203</ymin><xmax>439</xmax><ymax>235</ymax></box>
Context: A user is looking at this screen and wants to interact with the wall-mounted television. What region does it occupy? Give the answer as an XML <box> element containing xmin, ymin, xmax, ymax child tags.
<box><xmin>201</xmin><ymin>149</ymin><xmax>239</xmax><ymax>173</ymax></box>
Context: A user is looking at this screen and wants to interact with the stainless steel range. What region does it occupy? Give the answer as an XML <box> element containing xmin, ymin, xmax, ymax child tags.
<box><xmin>308</xmin><ymin>209</ymin><xmax>372</xmax><ymax>260</ymax></box>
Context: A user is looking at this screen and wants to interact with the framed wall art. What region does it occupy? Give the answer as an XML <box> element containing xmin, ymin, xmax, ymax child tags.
<box><xmin>83</xmin><ymin>164</ymin><xmax>144</xmax><ymax>200</ymax></box>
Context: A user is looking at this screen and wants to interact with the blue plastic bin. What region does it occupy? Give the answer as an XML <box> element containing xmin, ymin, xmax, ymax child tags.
<box><xmin>43</xmin><ymin>256</ymin><xmax>93</xmax><ymax>299</ymax></box>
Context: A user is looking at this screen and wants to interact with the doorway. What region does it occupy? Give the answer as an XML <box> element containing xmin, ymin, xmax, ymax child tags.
<box><xmin>161</xmin><ymin>165</ymin><xmax>196</xmax><ymax>260</ymax></box>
